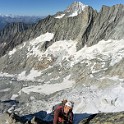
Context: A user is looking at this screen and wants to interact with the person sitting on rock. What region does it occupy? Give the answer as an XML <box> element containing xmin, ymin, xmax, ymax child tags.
<box><xmin>53</xmin><ymin>101</ymin><xmax>74</xmax><ymax>124</ymax></box>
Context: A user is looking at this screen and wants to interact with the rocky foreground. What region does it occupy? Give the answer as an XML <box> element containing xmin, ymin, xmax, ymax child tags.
<box><xmin>0</xmin><ymin>111</ymin><xmax>123</xmax><ymax>124</ymax></box>
<box><xmin>79</xmin><ymin>111</ymin><xmax>124</xmax><ymax>124</ymax></box>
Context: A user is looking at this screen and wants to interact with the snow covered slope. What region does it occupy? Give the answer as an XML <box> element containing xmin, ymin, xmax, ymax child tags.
<box><xmin>0</xmin><ymin>32</ymin><xmax>124</xmax><ymax>117</ymax></box>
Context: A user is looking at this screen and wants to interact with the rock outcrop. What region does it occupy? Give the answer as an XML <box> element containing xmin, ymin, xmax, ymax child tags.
<box><xmin>79</xmin><ymin>111</ymin><xmax>124</xmax><ymax>124</ymax></box>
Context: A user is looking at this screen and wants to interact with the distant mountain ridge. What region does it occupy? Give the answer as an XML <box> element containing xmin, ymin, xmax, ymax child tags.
<box><xmin>0</xmin><ymin>14</ymin><xmax>45</xmax><ymax>30</ymax></box>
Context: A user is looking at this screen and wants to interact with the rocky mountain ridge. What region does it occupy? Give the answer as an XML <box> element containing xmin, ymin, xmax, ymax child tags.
<box><xmin>0</xmin><ymin>3</ymin><xmax>124</xmax><ymax>57</ymax></box>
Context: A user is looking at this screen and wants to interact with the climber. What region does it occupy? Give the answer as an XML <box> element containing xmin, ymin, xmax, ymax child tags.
<box><xmin>53</xmin><ymin>101</ymin><xmax>74</xmax><ymax>124</ymax></box>
<box><xmin>52</xmin><ymin>99</ymin><xmax>68</xmax><ymax>113</ymax></box>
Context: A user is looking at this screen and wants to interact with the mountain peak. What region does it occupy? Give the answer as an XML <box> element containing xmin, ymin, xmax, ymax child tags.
<box><xmin>71</xmin><ymin>1</ymin><xmax>86</xmax><ymax>7</ymax></box>
<box><xmin>55</xmin><ymin>1</ymin><xmax>88</xmax><ymax>18</ymax></box>
<box><xmin>65</xmin><ymin>1</ymin><xmax>88</xmax><ymax>17</ymax></box>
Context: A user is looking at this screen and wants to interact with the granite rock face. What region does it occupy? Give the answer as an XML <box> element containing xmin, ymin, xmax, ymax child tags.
<box><xmin>79</xmin><ymin>112</ymin><xmax>124</xmax><ymax>124</ymax></box>
<box><xmin>86</xmin><ymin>4</ymin><xmax>124</xmax><ymax>46</ymax></box>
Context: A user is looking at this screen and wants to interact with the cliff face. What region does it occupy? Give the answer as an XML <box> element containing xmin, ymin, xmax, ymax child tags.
<box><xmin>86</xmin><ymin>4</ymin><xmax>124</xmax><ymax>46</ymax></box>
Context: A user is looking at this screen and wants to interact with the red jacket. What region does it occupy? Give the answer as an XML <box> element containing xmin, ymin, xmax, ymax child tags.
<box><xmin>53</xmin><ymin>106</ymin><xmax>73</xmax><ymax>124</ymax></box>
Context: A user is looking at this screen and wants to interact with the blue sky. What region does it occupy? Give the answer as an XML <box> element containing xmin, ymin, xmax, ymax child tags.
<box><xmin>0</xmin><ymin>0</ymin><xmax>124</xmax><ymax>16</ymax></box>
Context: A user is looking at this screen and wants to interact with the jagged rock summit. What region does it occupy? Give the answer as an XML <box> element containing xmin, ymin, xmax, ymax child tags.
<box><xmin>55</xmin><ymin>1</ymin><xmax>88</xmax><ymax>18</ymax></box>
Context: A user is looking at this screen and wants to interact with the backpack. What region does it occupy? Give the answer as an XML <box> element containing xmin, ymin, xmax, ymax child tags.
<box><xmin>52</xmin><ymin>103</ymin><xmax>63</xmax><ymax>113</ymax></box>
<box><xmin>51</xmin><ymin>100</ymin><xmax>68</xmax><ymax>115</ymax></box>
